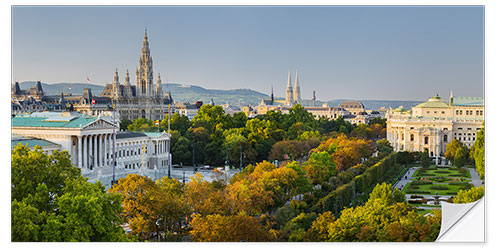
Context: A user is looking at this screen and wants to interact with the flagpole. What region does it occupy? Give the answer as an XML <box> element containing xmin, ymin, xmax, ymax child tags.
<box><xmin>167</xmin><ymin>104</ymin><xmax>171</xmax><ymax>179</ymax></box>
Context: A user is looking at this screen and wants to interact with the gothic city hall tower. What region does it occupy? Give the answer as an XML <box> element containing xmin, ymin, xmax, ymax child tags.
<box><xmin>94</xmin><ymin>30</ymin><xmax>174</xmax><ymax>121</ymax></box>
<box><xmin>137</xmin><ymin>30</ymin><xmax>155</xmax><ymax>96</ymax></box>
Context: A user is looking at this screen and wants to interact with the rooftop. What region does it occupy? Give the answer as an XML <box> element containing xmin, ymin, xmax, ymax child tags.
<box><xmin>453</xmin><ymin>97</ymin><xmax>484</xmax><ymax>106</ymax></box>
<box><xmin>12</xmin><ymin>134</ymin><xmax>60</xmax><ymax>149</ymax></box>
<box><xmin>12</xmin><ymin>112</ymin><xmax>98</xmax><ymax>128</ymax></box>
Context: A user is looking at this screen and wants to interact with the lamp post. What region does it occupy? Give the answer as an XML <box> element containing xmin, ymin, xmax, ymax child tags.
<box><xmin>167</xmin><ymin>104</ymin><xmax>171</xmax><ymax>179</ymax></box>
<box><xmin>111</xmin><ymin>101</ymin><xmax>117</xmax><ymax>186</ymax></box>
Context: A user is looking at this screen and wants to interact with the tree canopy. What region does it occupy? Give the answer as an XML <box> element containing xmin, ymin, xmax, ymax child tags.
<box><xmin>11</xmin><ymin>144</ymin><xmax>129</xmax><ymax>242</ymax></box>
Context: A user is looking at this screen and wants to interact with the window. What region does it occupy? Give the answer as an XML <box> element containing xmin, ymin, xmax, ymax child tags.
<box><xmin>442</xmin><ymin>111</ymin><xmax>445</xmax><ymax>114</ymax></box>
<box><xmin>434</xmin><ymin>111</ymin><xmax>437</xmax><ymax>114</ymax></box>
<box><xmin>410</xmin><ymin>134</ymin><xmax>414</xmax><ymax>141</ymax></box>
<box><xmin>401</xmin><ymin>133</ymin><xmax>404</xmax><ymax>140</ymax></box>
<box><xmin>459</xmin><ymin>137</ymin><xmax>462</xmax><ymax>140</ymax></box>
<box><xmin>425</xmin><ymin>136</ymin><xmax>429</xmax><ymax>144</ymax></box>
<box><xmin>427</xmin><ymin>111</ymin><xmax>430</xmax><ymax>114</ymax></box>
<box><xmin>460</xmin><ymin>110</ymin><xmax>463</xmax><ymax>115</ymax></box>
<box><xmin>476</xmin><ymin>110</ymin><xmax>480</xmax><ymax>115</ymax></box>
<box><xmin>443</xmin><ymin>128</ymin><xmax>448</xmax><ymax>130</ymax></box>
<box><xmin>458</xmin><ymin>128</ymin><xmax>463</xmax><ymax>130</ymax></box>
<box><xmin>480</xmin><ymin>110</ymin><xmax>483</xmax><ymax>115</ymax></box>
<box><xmin>473</xmin><ymin>137</ymin><xmax>476</xmax><ymax>141</ymax></box>
<box><xmin>467</xmin><ymin>128</ymin><xmax>472</xmax><ymax>130</ymax></box>
<box><xmin>456</xmin><ymin>110</ymin><xmax>460</xmax><ymax>115</ymax></box>
<box><xmin>443</xmin><ymin>134</ymin><xmax>448</xmax><ymax>142</ymax></box>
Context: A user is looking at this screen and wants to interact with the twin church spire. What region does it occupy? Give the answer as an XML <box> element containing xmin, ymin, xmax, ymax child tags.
<box><xmin>285</xmin><ymin>69</ymin><xmax>301</xmax><ymax>106</ymax></box>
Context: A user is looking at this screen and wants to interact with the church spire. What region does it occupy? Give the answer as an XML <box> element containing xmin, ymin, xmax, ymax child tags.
<box><xmin>156</xmin><ymin>73</ymin><xmax>163</xmax><ymax>96</ymax></box>
<box><xmin>137</xmin><ymin>30</ymin><xmax>153</xmax><ymax>96</ymax></box>
<box><xmin>124</xmin><ymin>69</ymin><xmax>130</xmax><ymax>86</ymax></box>
<box><xmin>293</xmin><ymin>69</ymin><xmax>301</xmax><ymax>104</ymax></box>
<box><xmin>285</xmin><ymin>70</ymin><xmax>293</xmax><ymax>106</ymax></box>
<box><xmin>112</xmin><ymin>68</ymin><xmax>120</xmax><ymax>98</ymax></box>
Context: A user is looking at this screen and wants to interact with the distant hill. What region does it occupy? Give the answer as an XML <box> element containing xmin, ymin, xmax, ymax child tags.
<box><xmin>328</xmin><ymin>99</ymin><xmax>423</xmax><ymax>110</ymax></box>
<box><xmin>163</xmin><ymin>83</ymin><xmax>268</xmax><ymax>106</ymax></box>
<box><xmin>17</xmin><ymin>81</ymin><xmax>269</xmax><ymax>106</ymax></box>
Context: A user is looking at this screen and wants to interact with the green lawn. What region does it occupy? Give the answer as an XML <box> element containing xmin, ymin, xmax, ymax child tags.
<box><xmin>413</xmin><ymin>168</ymin><xmax>470</xmax><ymax>178</ymax></box>
<box><xmin>404</xmin><ymin>183</ymin><xmax>471</xmax><ymax>196</ymax></box>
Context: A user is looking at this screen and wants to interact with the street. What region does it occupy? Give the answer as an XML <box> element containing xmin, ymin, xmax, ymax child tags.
<box><xmin>83</xmin><ymin>165</ymin><xmax>242</xmax><ymax>189</ymax></box>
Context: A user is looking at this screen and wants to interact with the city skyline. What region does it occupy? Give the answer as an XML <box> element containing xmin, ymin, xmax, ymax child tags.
<box><xmin>12</xmin><ymin>6</ymin><xmax>484</xmax><ymax>101</ymax></box>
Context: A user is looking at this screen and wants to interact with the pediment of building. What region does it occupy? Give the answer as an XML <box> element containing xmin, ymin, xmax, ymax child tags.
<box><xmin>83</xmin><ymin>119</ymin><xmax>118</xmax><ymax>130</ymax></box>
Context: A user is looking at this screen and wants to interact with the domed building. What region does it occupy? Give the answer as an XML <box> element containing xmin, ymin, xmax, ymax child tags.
<box><xmin>386</xmin><ymin>92</ymin><xmax>484</xmax><ymax>162</ymax></box>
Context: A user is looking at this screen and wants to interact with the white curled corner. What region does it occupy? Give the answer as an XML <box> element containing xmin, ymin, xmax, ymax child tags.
<box><xmin>436</xmin><ymin>198</ymin><xmax>485</xmax><ymax>242</ymax></box>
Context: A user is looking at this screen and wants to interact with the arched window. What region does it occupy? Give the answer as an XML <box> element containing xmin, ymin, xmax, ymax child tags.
<box><xmin>430</xmin><ymin>151</ymin><xmax>434</xmax><ymax>157</ymax></box>
<box><xmin>443</xmin><ymin>134</ymin><xmax>448</xmax><ymax>142</ymax></box>
<box><xmin>410</xmin><ymin>134</ymin><xmax>414</xmax><ymax>141</ymax></box>
<box><xmin>424</xmin><ymin>136</ymin><xmax>429</xmax><ymax>144</ymax></box>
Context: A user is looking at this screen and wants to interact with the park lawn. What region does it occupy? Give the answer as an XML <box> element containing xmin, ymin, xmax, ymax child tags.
<box><xmin>414</xmin><ymin>168</ymin><xmax>470</xmax><ymax>178</ymax></box>
<box><xmin>405</xmin><ymin>183</ymin><xmax>465</xmax><ymax>196</ymax></box>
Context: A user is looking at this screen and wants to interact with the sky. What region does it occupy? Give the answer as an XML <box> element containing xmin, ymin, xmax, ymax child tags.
<box><xmin>12</xmin><ymin>6</ymin><xmax>484</xmax><ymax>101</ymax></box>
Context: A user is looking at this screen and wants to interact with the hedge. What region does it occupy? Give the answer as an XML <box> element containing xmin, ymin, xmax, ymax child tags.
<box><xmin>315</xmin><ymin>152</ymin><xmax>408</xmax><ymax>214</ymax></box>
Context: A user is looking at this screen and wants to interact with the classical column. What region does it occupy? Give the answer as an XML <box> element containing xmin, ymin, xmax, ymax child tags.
<box><xmin>99</xmin><ymin>135</ymin><xmax>103</xmax><ymax>167</ymax></box>
<box><xmin>77</xmin><ymin>136</ymin><xmax>82</xmax><ymax>168</ymax></box>
<box><xmin>93</xmin><ymin>135</ymin><xmax>98</xmax><ymax>168</ymax></box>
<box><xmin>83</xmin><ymin>135</ymin><xmax>87</xmax><ymax>169</ymax></box>
<box><xmin>103</xmin><ymin>134</ymin><xmax>108</xmax><ymax>167</ymax></box>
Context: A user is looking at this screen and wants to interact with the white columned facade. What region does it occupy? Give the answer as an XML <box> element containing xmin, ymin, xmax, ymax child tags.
<box><xmin>83</xmin><ymin>135</ymin><xmax>87</xmax><ymax>169</ymax></box>
<box><xmin>104</xmin><ymin>134</ymin><xmax>108</xmax><ymax>167</ymax></box>
<box><xmin>77</xmin><ymin>136</ymin><xmax>82</xmax><ymax>168</ymax></box>
<box><xmin>99</xmin><ymin>135</ymin><xmax>103</xmax><ymax>167</ymax></box>
<box><xmin>107</xmin><ymin>134</ymin><xmax>111</xmax><ymax>165</ymax></box>
<box><xmin>93</xmin><ymin>135</ymin><xmax>98</xmax><ymax>168</ymax></box>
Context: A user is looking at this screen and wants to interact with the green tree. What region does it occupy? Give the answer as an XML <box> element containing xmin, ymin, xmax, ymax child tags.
<box><xmin>11</xmin><ymin>144</ymin><xmax>80</xmax><ymax>204</ymax></box>
<box><xmin>170</xmin><ymin>131</ymin><xmax>192</xmax><ymax>165</ymax></box>
<box><xmin>11</xmin><ymin>145</ymin><xmax>129</xmax><ymax>242</ymax></box>
<box><xmin>162</xmin><ymin>112</ymin><xmax>191</xmax><ymax>135</ymax></box>
<box><xmin>445</xmin><ymin>139</ymin><xmax>464</xmax><ymax>164</ymax></box>
<box><xmin>127</xmin><ymin>118</ymin><xmax>155</xmax><ymax>132</ymax></box>
<box><xmin>376</xmin><ymin>139</ymin><xmax>393</xmax><ymax>158</ymax></box>
<box><xmin>120</xmin><ymin>119</ymin><xmax>132</xmax><ymax>131</ymax></box>
<box><xmin>420</xmin><ymin>149</ymin><xmax>431</xmax><ymax>168</ymax></box>
<box><xmin>473</xmin><ymin>128</ymin><xmax>485</xmax><ymax>180</ymax></box>
<box><xmin>453</xmin><ymin>186</ymin><xmax>484</xmax><ymax>204</ymax></box>
<box><xmin>454</xmin><ymin>147</ymin><xmax>467</xmax><ymax>168</ymax></box>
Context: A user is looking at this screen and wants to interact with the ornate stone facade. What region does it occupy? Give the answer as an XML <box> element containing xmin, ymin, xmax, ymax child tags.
<box><xmin>12</xmin><ymin>30</ymin><xmax>174</xmax><ymax>121</ymax></box>
<box><xmin>386</xmin><ymin>93</ymin><xmax>484</xmax><ymax>160</ymax></box>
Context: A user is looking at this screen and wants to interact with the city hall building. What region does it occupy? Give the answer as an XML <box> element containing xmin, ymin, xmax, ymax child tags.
<box><xmin>386</xmin><ymin>93</ymin><xmax>484</xmax><ymax>159</ymax></box>
<box><xmin>12</xmin><ymin>30</ymin><xmax>174</xmax><ymax>121</ymax></box>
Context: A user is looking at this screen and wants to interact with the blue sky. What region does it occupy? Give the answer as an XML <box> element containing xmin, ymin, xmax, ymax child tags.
<box><xmin>12</xmin><ymin>6</ymin><xmax>484</xmax><ymax>101</ymax></box>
